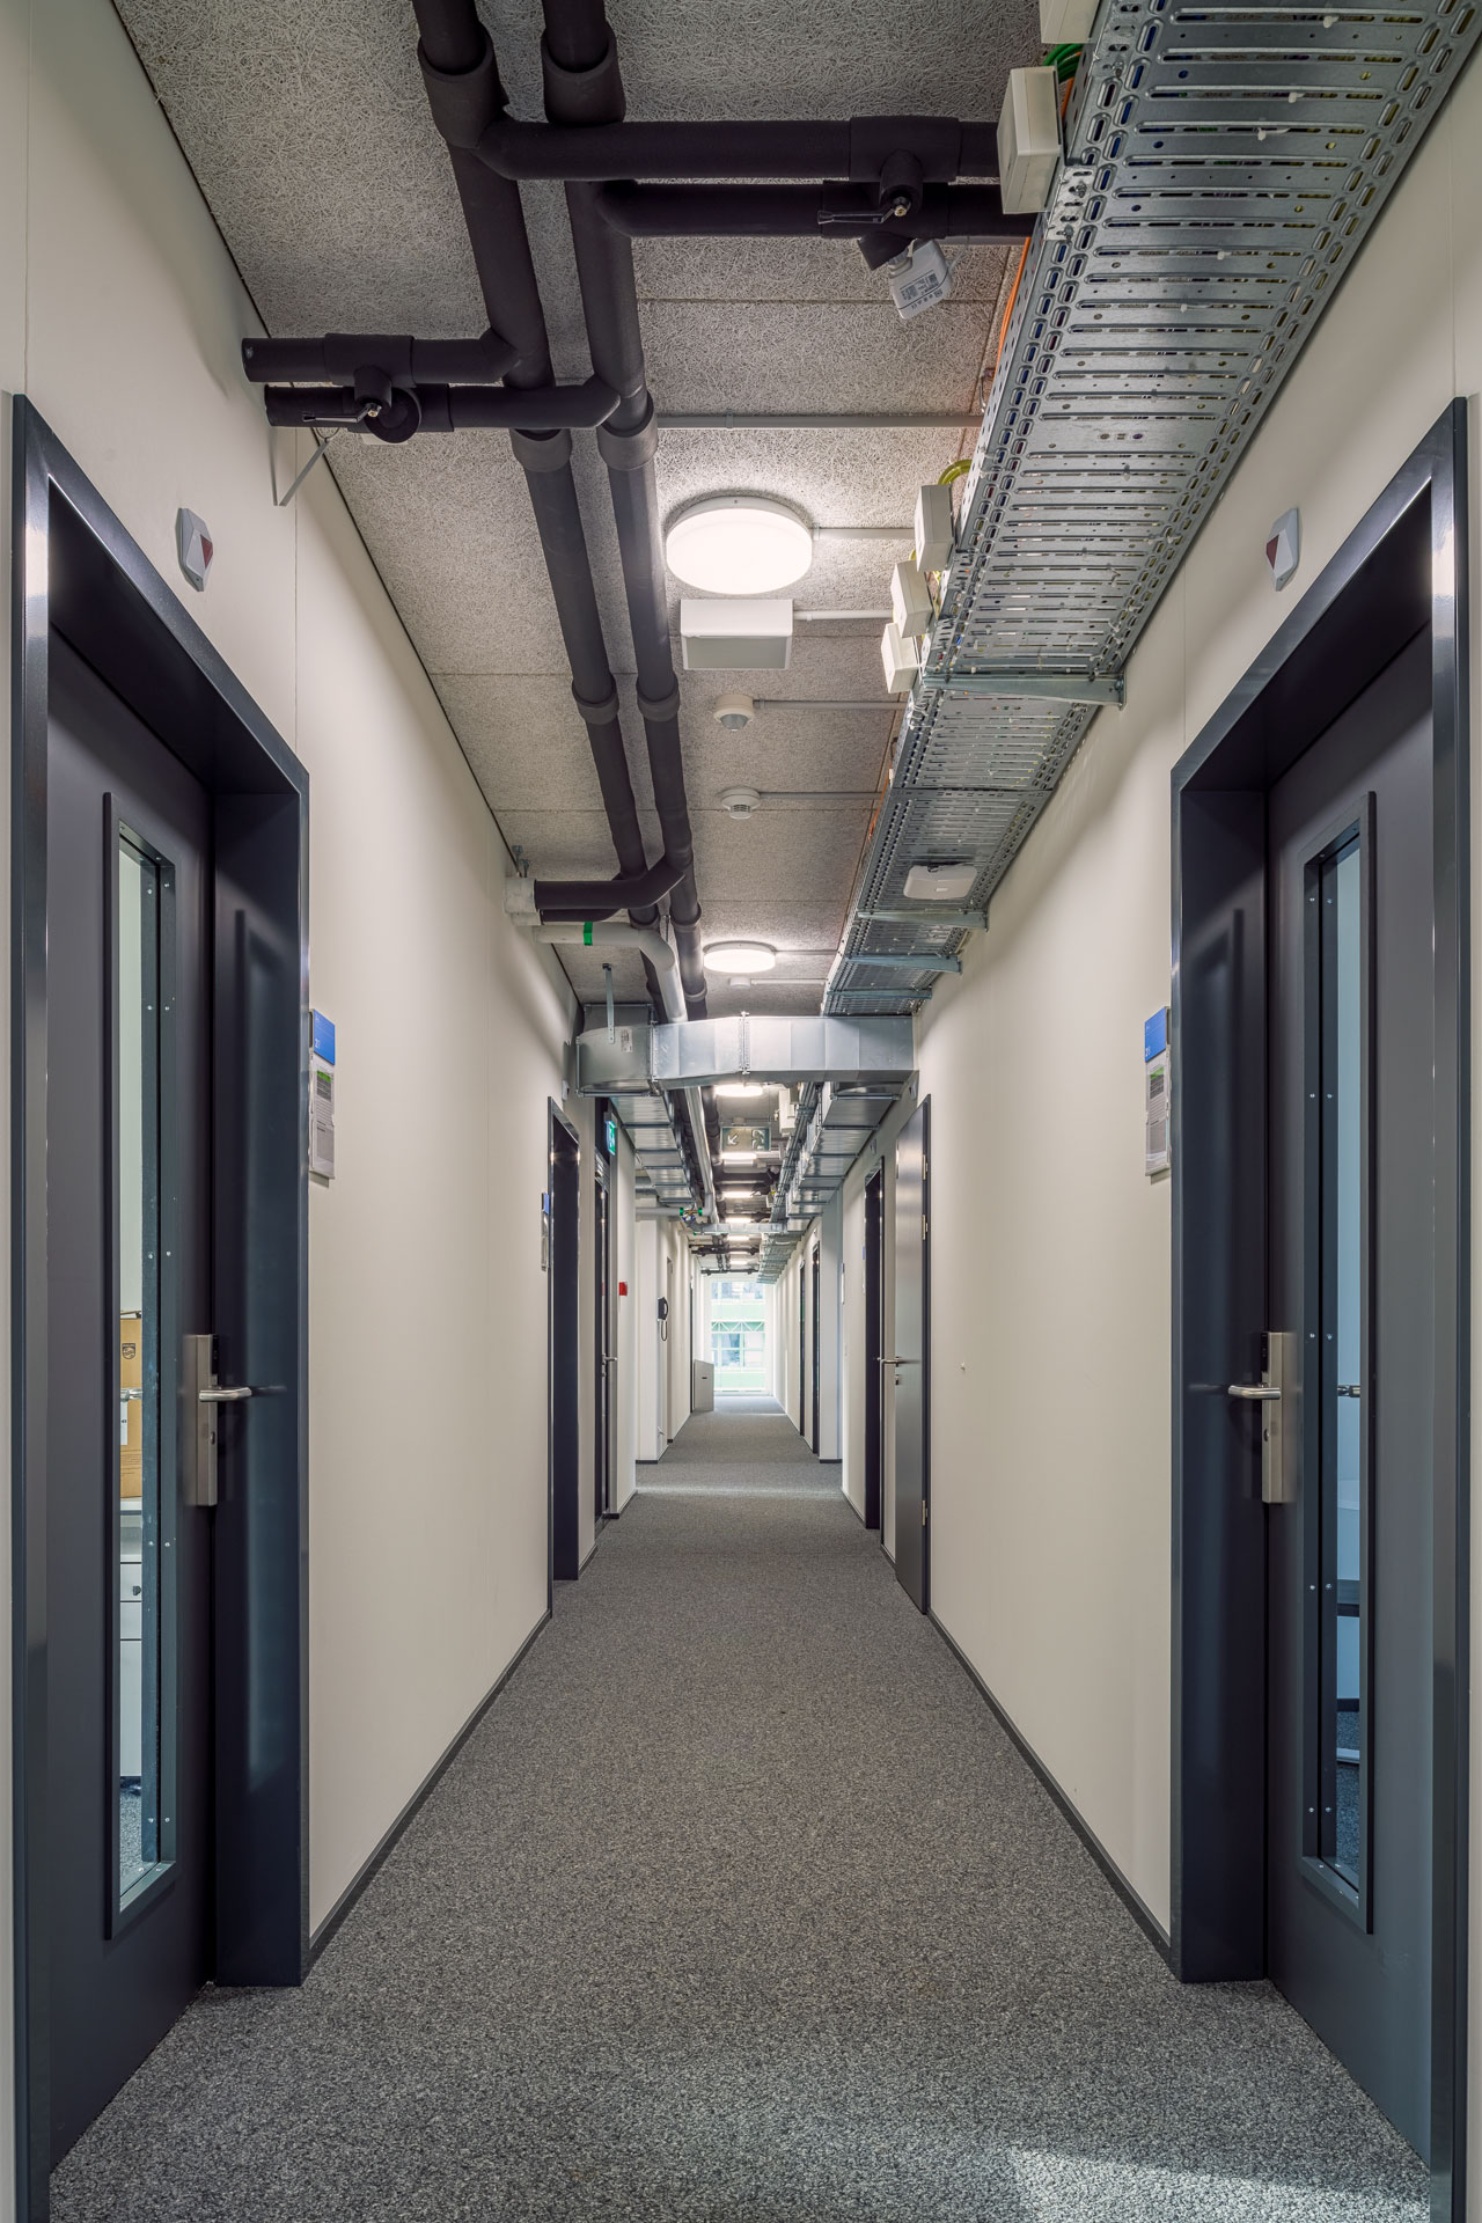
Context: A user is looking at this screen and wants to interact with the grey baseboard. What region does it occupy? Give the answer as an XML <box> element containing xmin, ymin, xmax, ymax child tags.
<box><xmin>928</xmin><ymin>1610</ymin><xmax>1173</xmax><ymax>1967</ymax></box>
<box><xmin>309</xmin><ymin>1606</ymin><xmax>550</xmax><ymax>1962</ymax></box>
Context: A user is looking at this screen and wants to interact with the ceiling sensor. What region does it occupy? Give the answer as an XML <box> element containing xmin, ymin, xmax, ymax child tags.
<box><xmin>713</xmin><ymin>692</ymin><xmax>755</xmax><ymax>731</ymax></box>
<box><xmin>719</xmin><ymin>788</ymin><xmax>761</xmax><ymax>820</ymax></box>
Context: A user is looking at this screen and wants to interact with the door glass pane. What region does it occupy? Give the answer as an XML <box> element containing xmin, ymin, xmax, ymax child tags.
<box><xmin>117</xmin><ymin>838</ymin><xmax>166</xmax><ymax>1905</ymax></box>
<box><xmin>1317</xmin><ymin>834</ymin><xmax>1365</xmax><ymax>1891</ymax></box>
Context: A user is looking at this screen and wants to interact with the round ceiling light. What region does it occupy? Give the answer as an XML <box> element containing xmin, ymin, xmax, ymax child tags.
<box><xmin>665</xmin><ymin>497</ymin><xmax>813</xmax><ymax>595</ymax></box>
<box><xmin>703</xmin><ymin>940</ymin><xmax>778</xmax><ymax>978</ymax></box>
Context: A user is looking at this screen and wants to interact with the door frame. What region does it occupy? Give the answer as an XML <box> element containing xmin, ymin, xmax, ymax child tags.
<box><xmin>809</xmin><ymin>1245</ymin><xmax>821</xmax><ymax>1454</ymax></box>
<box><xmin>593</xmin><ymin>1110</ymin><xmax>613</xmax><ymax>1526</ymax></box>
<box><xmin>863</xmin><ymin>1165</ymin><xmax>883</xmax><ymax>1530</ymax></box>
<box><xmin>891</xmin><ymin>1097</ymin><xmax>931</xmax><ymax>1611</ymax></box>
<box><xmin>1170</xmin><ymin>404</ymin><xmax>1468</xmax><ymax>2214</ymax></box>
<box><xmin>548</xmin><ymin>1101</ymin><xmax>582</xmax><ymax>1584</ymax></box>
<box><xmin>11</xmin><ymin>401</ymin><xmax>311</xmax><ymax>2219</ymax></box>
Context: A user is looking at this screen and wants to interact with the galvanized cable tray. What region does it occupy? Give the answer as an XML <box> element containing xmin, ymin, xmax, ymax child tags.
<box><xmin>827</xmin><ymin>0</ymin><xmax>1479</xmax><ymax>1015</ymax></box>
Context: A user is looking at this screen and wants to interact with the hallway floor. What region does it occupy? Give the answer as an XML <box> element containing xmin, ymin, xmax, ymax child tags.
<box><xmin>54</xmin><ymin>1402</ymin><xmax>1426</xmax><ymax>2221</ymax></box>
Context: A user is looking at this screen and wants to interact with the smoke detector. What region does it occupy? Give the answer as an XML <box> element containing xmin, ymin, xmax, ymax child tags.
<box><xmin>714</xmin><ymin>692</ymin><xmax>756</xmax><ymax>731</ymax></box>
<box><xmin>720</xmin><ymin>788</ymin><xmax>762</xmax><ymax>820</ymax></box>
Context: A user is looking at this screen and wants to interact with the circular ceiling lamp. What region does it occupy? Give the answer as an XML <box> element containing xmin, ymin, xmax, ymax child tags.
<box><xmin>703</xmin><ymin>940</ymin><xmax>778</xmax><ymax>979</ymax></box>
<box><xmin>665</xmin><ymin>497</ymin><xmax>813</xmax><ymax>595</ymax></box>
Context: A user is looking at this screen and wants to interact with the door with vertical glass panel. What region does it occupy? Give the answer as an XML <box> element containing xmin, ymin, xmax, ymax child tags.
<box><xmin>1265</xmin><ymin>629</ymin><xmax>1433</xmax><ymax>2156</ymax></box>
<box><xmin>46</xmin><ymin>639</ymin><xmax>213</xmax><ymax>2165</ymax></box>
<box><xmin>594</xmin><ymin>1138</ymin><xmax>614</xmax><ymax>1521</ymax></box>
<box><xmin>892</xmin><ymin>1100</ymin><xmax>929</xmax><ymax>1612</ymax></box>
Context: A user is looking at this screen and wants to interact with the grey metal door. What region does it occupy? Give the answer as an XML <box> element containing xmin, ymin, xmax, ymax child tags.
<box><xmin>549</xmin><ymin>1108</ymin><xmax>582</xmax><ymax>1583</ymax></box>
<box><xmin>1266</xmin><ymin>630</ymin><xmax>1433</xmax><ymax>2155</ymax></box>
<box><xmin>810</xmin><ymin>1248</ymin><xmax>821</xmax><ymax>1453</ymax></box>
<box><xmin>892</xmin><ymin>1101</ymin><xmax>930</xmax><ymax>1610</ymax></box>
<box><xmin>46</xmin><ymin>640</ymin><xmax>213</xmax><ymax>2164</ymax></box>
<box><xmin>594</xmin><ymin>1146</ymin><xmax>613</xmax><ymax>1521</ymax></box>
<box><xmin>864</xmin><ymin>1167</ymin><xmax>883</xmax><ymax>1531</ymax></box>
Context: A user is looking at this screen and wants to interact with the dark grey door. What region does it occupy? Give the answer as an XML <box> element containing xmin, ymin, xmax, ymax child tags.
<box><xmin>548</xmin><ymin>1107</ymin><xmax>582</xmax><ymax>1583</ymax></box>
<box><xmin>1266</xmin><ymin>630</ymin><xmax>1433</xmax><ymax>2155</ymax></box>
<box><xmin>809</xmin><ymin>1248</ymin><xmax>821</xmax><ymax>1453</ymax></box>
<box><xmin>798</xmin><ymin>1260</ymin><xmax>808</xmax><ymax>1439</ymax></box>
<box><xmin>864</xmin><ymin>1167</ymin><xmax>883</xmax><ymax>1530</ymax></box>
<box><xmin>892</xmin><ymin>1101</ymin><xmax>930</xmax><ymax>1610</ymax></box>
<box><xmin>594</xmin><ymin>1144</ymin><xmax>613</xmax><ymax>1522</ymax></box>
<box><xmin>46</xmin><ymin>640</ymin><xmax>213</xmax><ymax>2163</ymax></box>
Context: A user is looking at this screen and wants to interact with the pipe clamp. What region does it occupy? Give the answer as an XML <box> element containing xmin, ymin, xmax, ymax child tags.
<box><xmin>636</xmin><ymin>684</ymin><xmax>681</xmax><ymax>723</ymax></box>
<box><xmin>540</xmin><ymin>32</ymin><xmax>626</xmax><ymax>127</ymax></box>
<box><xmin>510</xmin><ymin>426</ymin><xmax>574</xmax><ymax>471</ymax></box>
<box><xmin>596</xmin><ymin>400</ymin><xmax>658</xmax><ymax>470</ymax></box>
<box><xmin>572</xmin><ymin>684</ymin><xmax>620</xmax><ymax>726</ymax></box>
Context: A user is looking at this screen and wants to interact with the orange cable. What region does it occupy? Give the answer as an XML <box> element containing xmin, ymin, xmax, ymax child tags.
<box><xmin>989</xmin><ymin>238</ymin><xmax>1031</xmax><ymax>388</ymax></box>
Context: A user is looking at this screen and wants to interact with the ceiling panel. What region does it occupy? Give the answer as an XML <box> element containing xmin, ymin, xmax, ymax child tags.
<box><xmin>640</xmin><ymin>301</ymin><xmax>990</xmax><ymax>417</ymax></box>
<box><xmin>637</xmin><ymin>238</ymin><xmax>1009</xmax><ymax>309</ymax></box>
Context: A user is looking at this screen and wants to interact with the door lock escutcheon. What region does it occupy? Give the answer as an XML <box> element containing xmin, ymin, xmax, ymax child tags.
<box><xmin>184</xmin><ymin>1334</ymin><xmax>269</xmax><ymax>1508</ymax></box>
<box><xmin>1227</xmin><ymin>1330</ymin><xmax>1298</xmax><ymax>1504</ymax></box>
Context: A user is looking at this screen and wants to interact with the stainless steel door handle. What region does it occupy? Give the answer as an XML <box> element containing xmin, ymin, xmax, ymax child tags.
<box><xmin>1229</xmin><ymin>1332</ymin><xmax>1298</xmax><ymax>1505</ymax></box>
<box><xmin>184</xmin><ymin>1337</ymin><xmax>276</xmax><ymax>1506</ymax></box>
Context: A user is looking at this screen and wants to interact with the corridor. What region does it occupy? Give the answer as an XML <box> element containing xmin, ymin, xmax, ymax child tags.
<box><xmin>53</xmin><ymin>1406</ymin><xmax>1424</xmax><ymax>2223</ymax></box>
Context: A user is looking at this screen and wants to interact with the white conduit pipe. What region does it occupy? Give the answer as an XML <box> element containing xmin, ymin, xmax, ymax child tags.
<box><xmin>533</xmin><ymin>920</ymin><xmax>685</xmax><ymax>1021</ymax></box>
<box><xmin>531</xmin><ymin>922</ymin><xmax>718</xmax><ymax>1224</ymax></box>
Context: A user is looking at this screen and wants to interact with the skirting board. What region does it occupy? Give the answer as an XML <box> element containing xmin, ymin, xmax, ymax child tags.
<box><xmin>309</xmin><ymin>1607</ymin><xmax>550</xmax><ymax>1961</ymax></box>
<box><xmin>929</xmin><ymin>1611</ymin><xmax>1173</xmax><ymax>1966</ymax></box>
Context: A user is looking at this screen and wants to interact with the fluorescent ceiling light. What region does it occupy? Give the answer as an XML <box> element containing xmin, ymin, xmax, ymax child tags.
<box><xmin>721</xmin><ymin>1150</ymin><xmax>758</xmax><ymax>1165</ymax></box>
<box><xmin>665</xmin><ymin>496</ymin><xmax>813</xmax><ymax>595</ymax></box>
<box><xmin>716</xmin><ymin>1082</ymin><xmax>770</xmax><ymax>1097</ymax></box>
<box><xmin>704</xmin><ymin>939</ymin><xmax>777</xmax><ymax>977</ymax></box>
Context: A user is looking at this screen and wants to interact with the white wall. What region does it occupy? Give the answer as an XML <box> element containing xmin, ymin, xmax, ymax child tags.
<box><xmin>885</xmin><ymin>35</ymin><xmax>1482</xmax><ymax>1994</ymax></box>
<box><xmin>0</xmin><ymin>7</ymin><xmax>593</xmax><ymax>2165</ymax></box>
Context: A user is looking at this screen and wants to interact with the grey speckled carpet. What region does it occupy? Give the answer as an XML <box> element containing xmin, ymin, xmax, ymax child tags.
<box><xmin>53</xmin><ymin>1399</ymin><xmax>1426</xmax><ymax>2221</ymax></box>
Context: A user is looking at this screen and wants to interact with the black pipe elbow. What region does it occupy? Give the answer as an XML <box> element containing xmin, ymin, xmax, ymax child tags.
<box><xmin>533</xmin><ymin>852</ymin><xmax>690</xmax><ymax>918</ymax></box>
<box><xmin>418</xmin><ymin>22</ymin><xmax>505</xmax><ymax>149</ymax></box>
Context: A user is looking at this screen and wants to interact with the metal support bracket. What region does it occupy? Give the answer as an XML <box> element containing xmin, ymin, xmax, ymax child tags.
<box><xmin>930</xmin><ymin>672</ymin><xmax>1125</xmax><ymax>707</ymax></box>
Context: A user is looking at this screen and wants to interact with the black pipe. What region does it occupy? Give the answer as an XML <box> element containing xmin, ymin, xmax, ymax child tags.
<box><xmin>470</xmin><ymin>113</ymin><xmax>1000</xmax><ymax>183</ymax></box>
<box><xmin>542</xmin><ymin>0</ymin><xmax>709</xmax><ymax>1019</ymax></box>
<box><xmin>534</xmin><ymin>853</ymin><xmax>689</xmax><ymax>916</ymax></box>
<box><xmin>410</xmin><ymin>0</ymin><xmax>688</xmax><ymax>985</ymax></box>
<box><xmin>242</xmin><ymin>330</ymin><xmax>518</xmax><ymax>385</ymax></box>
<box><xmin>595</xmin><ymin>182</ymin><xmax>1033</xmax><ymax>241</ymax></box>
<box><xmin>262</xmin><ymin>377</ymin><xmax>620</xmax><ymax>432</ymax></box>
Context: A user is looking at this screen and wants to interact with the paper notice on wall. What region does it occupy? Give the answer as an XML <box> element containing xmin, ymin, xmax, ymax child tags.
<box><xmin>310</xmin><ymin>1062</ymin><xmax>335</xmax><ymax>1180</ymax></box>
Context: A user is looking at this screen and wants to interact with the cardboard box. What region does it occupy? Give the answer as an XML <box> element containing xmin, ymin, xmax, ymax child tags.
<box><xmin>120</xmin><ymin>1312</ymin><xmax>143</xmax><ymax>1501</ymax></box>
